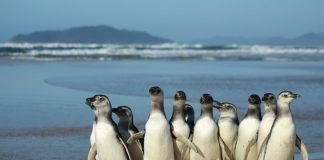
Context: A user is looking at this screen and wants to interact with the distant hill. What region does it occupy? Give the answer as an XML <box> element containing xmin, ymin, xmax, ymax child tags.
<box><xmin>9</xmin><ymin>25</ymin><xmax>171</xmax><ymax>44</ymax></box>
<box><xmin>196</xmin><ymin>33</ymin><xmax>324</xmax><ymax>45</ymax></box>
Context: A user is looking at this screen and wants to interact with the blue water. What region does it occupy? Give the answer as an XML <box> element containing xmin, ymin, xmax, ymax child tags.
<box><xmin>1</xmin><ymin>58</ymin><xmax>324</xmax><ymax>159</ymax></box>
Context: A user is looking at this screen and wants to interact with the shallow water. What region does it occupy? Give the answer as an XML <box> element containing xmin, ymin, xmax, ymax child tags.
<box><xmin>1</xmin><ymin>58</ymin><xmax>324</xmax><ymax>159</ymax></box>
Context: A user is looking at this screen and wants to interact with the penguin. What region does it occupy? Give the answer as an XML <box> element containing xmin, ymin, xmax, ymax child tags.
<box><xmin>235</xmin><ymin>94</ymin><xmax>261</xmax><ymax>160</ymax></box>
<box><xmin>190</xmin><ymin>94</ymin><xmax>222</xmax><ymax>160</ymax></box>
<box><xmin>257</xmin><ymin>93</ymin><xmax>277</xmax><ymax>160</ymax></box>
<box><xmin>215</xmin><ymin>102</ymin><xmax>239</xmax><ymax>160</ymax></box>
<box><xmin>85</xmin><ymin>95</ymin><xmax>131</xmax><ymax>160</ymax></box>
<box><xmin>182</xmin><ymin>103</ymin><xmax>195</xmax><ymax>160</ymax></box>
<box><xmin>127</xmin><ymin>86</ymin><xmax>203</xmax><ymax>159</ymax></box>
<box><xmin>142</xmin><ymin>86</ymin><xmax>175</xmax><ymax>160</ymax></box>
<box><xmin>169</xmin><ymin>91</ymin><xmax>191</xmax><ymax>160</ymax></box>
<box><xmin>262</xmin><ymin>91</ymin><xmax>304</xmax><ymax>160</ymax></box>
<box><xmin>112</xmin><ymin>106</ymin><xmax>144</xmax><ymax>160</ymax></box>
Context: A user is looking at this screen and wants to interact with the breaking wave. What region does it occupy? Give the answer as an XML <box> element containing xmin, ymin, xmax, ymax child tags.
<box><xmin>1</xmin><ymin>43</ymin><xmax>324</xmax><ymax>61</ymax></box>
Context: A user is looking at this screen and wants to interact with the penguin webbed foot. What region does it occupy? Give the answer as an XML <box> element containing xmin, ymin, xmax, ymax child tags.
<box><xmin>127</xmin><ymin>131</ymin><xmax>145</xmax><ymax>144</ymax></box>
<box><xmin>172</xmin><ymin>130</ymin><xmax>205</xmax><ymax>158</ymax></box>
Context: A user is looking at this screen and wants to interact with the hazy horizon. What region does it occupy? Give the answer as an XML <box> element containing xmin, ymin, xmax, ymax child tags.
<box><xmin>1</xmin><ymin>0</ymin><xmax>324</xmax><ymax>43</ymax></box>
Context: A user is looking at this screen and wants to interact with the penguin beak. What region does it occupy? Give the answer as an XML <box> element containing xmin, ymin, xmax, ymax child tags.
<box><xmin>291</xmin><ymin>93</ymin><xmax>301</xmax><ymax>99</ymax></box>
<box><xmin>85</xmin><ymin>97</ymin><xmax>96</xmax><ymax>110</ymax></box>
<box><xmin>85</xmin><ymin>97</ymin><xmax>93</xmax><ymax>106</ymax></box>
<box><xmin>213</xmin><ymin>100</ymin><xmax>222</xmax><ymax>109</ymax></box>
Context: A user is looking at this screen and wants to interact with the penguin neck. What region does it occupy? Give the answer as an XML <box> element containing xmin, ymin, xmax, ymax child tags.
<box><xmin>200</xmin><ymin>104</ymin><xmax>213</xmax><ymax>118</ymax></box>
<box><xmin>171</xmin><ymin>101</ymin><xmax>186</xmax><ymax>122</ymax></box>
<box><xmin>245</xmin><ymin>104</ymin><xmax>261</xmax><ymax>120</ymax></box>
<box><xmin>96</xmin><ymin>105</ymin><xmax>112</xmax><ymax>123</ymax></box>
<box><xmin>117</xmin><ymin>116</ymin><xmax>131</xmax><ymax>130</ymax></box>
<box><xmin>264</xmin><ymin>103</ymin><xmax>277</xmax><ymax>115</ymax></box>
<box><xmin>277</xmin><ymin>102</ymin><xmax>292</xmax><ymax>117</ymax></box>
<box><xmin>151</xmin><ymin>101</ymin><xmax>166</xmax><ymax>117</ymax></box>
<box><xmin>96</xmin><ymin>111</ymin><xmax>112</xmax><ymax>123</ymax></box>
<box><xmin>220</xmin><ymin>111</ymin><xmax>236</xmax><ymax>119</ymax></box>
<box><xmin>220</xmin><ymin>111</ymin><xmax>238</xmax><ymax>121</ymax></box>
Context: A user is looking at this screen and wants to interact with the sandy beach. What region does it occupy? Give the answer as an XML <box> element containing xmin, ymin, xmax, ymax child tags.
<box><xmin>1</xmin><ymin>59</ymin><xmax>324</xmax><ymax>160</ymax></box>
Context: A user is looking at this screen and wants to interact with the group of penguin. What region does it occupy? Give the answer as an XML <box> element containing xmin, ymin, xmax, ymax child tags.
<box><xmin>85</xmin><ymin>86</ymin><xmax>308</xmax><ymax>160</ymax></box>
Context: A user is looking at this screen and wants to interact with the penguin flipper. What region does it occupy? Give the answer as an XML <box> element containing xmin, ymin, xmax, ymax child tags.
<box><xmin>87</xmin><ymin>143</ymin><xmax>97</xmax><ymax>160</ymax></box>
<box><xmin>179</xmin><ymin>134</ymin><xmax>193</xmax><ymax>160</ymax></box>
<box><xmin>180</xmin><ymin>143</ymin><xmax>189</xmax><ymax>160</ymax></box>
<box><xmin>243</xmin><ymin>135</ymin><xmax>257</xmax><ymax>160</ymax></box>
<box><xmin>219</xmin><ymin>135</ymin><xmax>233</xmax><ymax>160</ymax></box>
<box><xmin>172</xmin><ymin>130</ymin><xmax>205</xmax><ymax>158</ymax></box>
<box><xmin>296</xmin><ymin>134</ymin><xmax>309</xmax><ymax>160</ymax></box>
<box><xmin>233</xmin><ymin>134</ymin><xmax>238</xmax><ymax>158</ymax></box>
<box><xmin>118</xmin><ymin>136</ymin><xmax>132</xmax><ymax>160</ymax></box>
<box><xmin>127</xmin><ymin>131</ymin><xmax>145</xmax><ymax>144</ymax></box>
<box><xmin>257</xmin><ymin>133</ymin><xmax>271</xmax><ymax>160</ymax></box>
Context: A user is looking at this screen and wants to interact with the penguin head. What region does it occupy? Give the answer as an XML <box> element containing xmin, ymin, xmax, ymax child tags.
<box><xmin>262</xmin><ymin>93</ymin><xmax>277</xmax><ymax>110</ymax></box>
<box><xmin>174</xmin><ymin>91</ymin><xmax>187</xmax><ymax>101</ymax></box>
<box><xmin>200</xmin><ymin>94</ymin><xmax>214</xmax><ymax>110</ymax></box>
<box><xmin>112</xmin><ymin>106</ymin><xmax>133</xmax><ymax>119</ymax></box>
<box><xmin>85</xmin><ymin>95</ymin><xmax>111</xmax><ymax>115</ymax></box>
<box><xmin>248</xmin><ymin>94</ymin><xmax>261</xmax><ymax>105</ymax></box>
<box><xmin>149</xmin><ymin>86</ymin><xmax>163</xmax><ymax>95</ymax></box>
<box><xmin>149</xmin><ymin>86</ymin><xmax>164</xmax><ymax>102</ymax></box>
<box><xmin>216</xmin><ymin>102</ymin><xmax>237</xmax><ymax>114</ymax></box>
<box><xmin>200</xmin><ymin>94</ymin><xmax>214</xmax><ymax>104</ymax></box>
<box><xmin>262</xmin><ymin>93</ymin><xmax>276</xmax><ymax>104</ymax></box>
<box><xmin>174</xmin><ymin>91</ymin><xmax>187</xmax><ymax>108</ymax></box>
<box><xmin>278</xmin><ymin>91</ymin><xmax>300</xmax><ymax>105</ymax></box>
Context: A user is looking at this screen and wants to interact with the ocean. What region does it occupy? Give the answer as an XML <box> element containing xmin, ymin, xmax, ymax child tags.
<box><xmin>0</xmin><ymin>43</ymin><xmax>324</xmax><ymax>159</ymax></box>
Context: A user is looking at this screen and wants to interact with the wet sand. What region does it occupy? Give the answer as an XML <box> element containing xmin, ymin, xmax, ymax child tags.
<box><xmin>1</xmin><ymin>59</ymin><xmax>324</xmax><ymax>159</ymax></box>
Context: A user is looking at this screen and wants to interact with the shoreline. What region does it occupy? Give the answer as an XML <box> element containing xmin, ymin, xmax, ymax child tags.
<box><xmin>1</xmin><ymin>59</ymin><xmax>323</xmax><ymax>160</ymax></box>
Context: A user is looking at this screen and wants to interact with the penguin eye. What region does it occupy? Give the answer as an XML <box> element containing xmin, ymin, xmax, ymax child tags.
<box><xmin>283</xmin><ymin>94</ymin><xmax>288</xmax><ymax>98</ymax></box>
<box><xmin>99</xmin><ymin>97</ymin><xmax>105</xmax><ymax>102</ymax></box>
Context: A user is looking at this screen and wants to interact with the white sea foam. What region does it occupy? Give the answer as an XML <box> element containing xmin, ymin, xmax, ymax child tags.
<box><xmin>1</xmin><ymin>43</ymin><xmax>324</xmax><ymax>61</ymax></box>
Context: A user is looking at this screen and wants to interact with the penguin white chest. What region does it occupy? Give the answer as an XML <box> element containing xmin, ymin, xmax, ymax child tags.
<box><xmin>172</xmin><ymin>119</ymin><xmax>190</xmax><ymax>160</ymax></box>
<box><xmin>218</xmin><ymin>118</ymin><xmax>238</xmax><ymax>149</ymax></box>
<box><xmin>257</xmin><ymin>113</ymin><xmax>275</xmax><ymax>150</ymax></box>
<box><xmin>191</xmin><ymin>117</ymin><xmax>221</xmax><ymax>160</ymax></box>
<box><xmin>235</xmin><ymin>117</ymin><xmax>260</xmax><ymax>160</ymax></box>
<box><xmin>172</xmin><ymin>119</ymin><xmax>190</xmax><ymax>138</ymax></box>
<box><xmin>264</xmin><ymin>117</ymin><xmax>296</xmax><ymax>160</ymax></box>
<box><xmin>95</xmin><ymin>122</ymin><xmax>127</xmax><ymax>160</ymax></box>
<box><xmin>144</xmin><ymin>112</ymin><xmax>174</xmax><ymax>160</ymax></box>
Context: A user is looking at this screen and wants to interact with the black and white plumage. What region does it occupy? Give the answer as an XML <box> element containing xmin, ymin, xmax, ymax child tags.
<box><xmin>185</xmin><ymin>104</ymin><xmax>195</xmax><ymax>136</ymax></box>
<box><xmin>169</xmin><ymin>91</ymin><xmax>191</xmax><ymax>160</ymax></box>
<box><xmin>112</xmin><ymin>106</ymin><xmax>144</xmax><ymax>160</ymax></box>
<box><xmin>263</xmin><ymin>91</ymin><xmax>300</xmax><ymax>160</ymax></box>
<box><xmin>235</xmin><ymin>94</ymin><xmax>261</xmax><ymax>160</ymax></box>
<box><xmin>143</xmin><ymin>86</ymin><xmax>175</xmax><ymax>160</ymax></box>
<box><xmin>190</xmin><ymin>94</ymin><xmax>222</xmax><ymax>160</ymax></box>
<box><xmin>85</xmin><ymin>95</ymin><xmax>130</xmax><ymax>160</ymax></box>
<box><xmin>216</xmin><ymin>102</ymin><xmax>239</xmax><ymax>160</ymax></box>
<box><xmin>257</xmin><ymin>93</ymin><xmax>277</xmax><ymax>159</ymax></box>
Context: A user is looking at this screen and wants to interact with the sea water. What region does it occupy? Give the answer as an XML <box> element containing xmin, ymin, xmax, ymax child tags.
<box><xmin>0</xmin><ymin>43</ymin><xmax>324</xmax><ymax>159</ymax></box>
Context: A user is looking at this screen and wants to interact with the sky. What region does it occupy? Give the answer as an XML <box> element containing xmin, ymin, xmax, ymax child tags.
<box><xmin>1</xmin><ymin>0</ymin><xmax>324</xmax><ymax>42</ymax></box>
